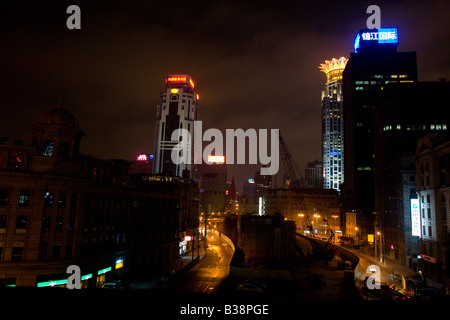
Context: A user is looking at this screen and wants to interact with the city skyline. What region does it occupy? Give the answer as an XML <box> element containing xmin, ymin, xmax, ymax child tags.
<box><xmin>1</xmin><ymin>0</ymin><xmax>449</xmax><ymax>192</ymax></box>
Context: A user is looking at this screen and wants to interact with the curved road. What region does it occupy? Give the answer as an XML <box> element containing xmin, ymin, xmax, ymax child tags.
<box><xmin>173</xmin><ymin>232</ymin><xmax>234</xmax><ymax>293</ymax></box>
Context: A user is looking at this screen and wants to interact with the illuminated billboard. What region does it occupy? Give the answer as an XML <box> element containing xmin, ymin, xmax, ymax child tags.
<box><xmin>354</xmin><ymin>28</ymin><xmax>398</xmax><ymax>53</ymax></box>
<box><xmin>166</xmin><ymin>74</ymin><xmax>194</xmax><ymax>89</ymax></box>
<box><xmin>137</xmin><ymin>154</ymin><xmax>153</xmax><ymax>161</ymax></box>
<box><xmin>411</xmin><ymin>198</ymin><xmax>421</xmax><ymax>237</ymax></box>
<box><xmin>207</xmin><ymin>155</ymin><xmax>225</xmax><ymax>163</ymax></box>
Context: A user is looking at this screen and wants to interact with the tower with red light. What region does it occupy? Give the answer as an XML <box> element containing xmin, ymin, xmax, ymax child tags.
<box><xmin>153</xmin><ymin>74</ymin><xmax>199</xmax><ymax>180</ymax></box>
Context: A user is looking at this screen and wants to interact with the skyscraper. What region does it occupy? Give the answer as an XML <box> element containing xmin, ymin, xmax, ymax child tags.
<box><xmin>305</xmin><ymin>159</ymin><xmax>324</xmax><ymax>189</ymax></box>
<box><xmin>342</xmin><ymin>28</ymin><xmax>417</xmax><ymax>236</ymax></box>
<box><xmin>153</xmin><ymin>75</ymin><xmax>199</xmax><ymax>180</ymax></box>
<box><xmin>319</xmin><ymin>57</ymin><xmax>347</xmax><ymax>191</ymax></box>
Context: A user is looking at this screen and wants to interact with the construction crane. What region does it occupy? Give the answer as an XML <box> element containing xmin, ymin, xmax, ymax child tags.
<box><xmin>279</xmin><ymin>131</ymin><xmax>303</xmax><ymax>189</ymax></box>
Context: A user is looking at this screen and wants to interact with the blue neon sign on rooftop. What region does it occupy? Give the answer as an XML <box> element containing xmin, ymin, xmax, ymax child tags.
<box><xmin>354</xmin><ymin>28</ymin><xmax>398</xmax><ymax>53</ymax></box>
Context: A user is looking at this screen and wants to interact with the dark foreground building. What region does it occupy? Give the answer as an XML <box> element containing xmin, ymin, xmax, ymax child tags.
<box><xmin>415</xmin><ymin>133</ymin><xmax>450</xmax><ymax>294</ymax></box>
<box><xmin>0</xmin><ymin>106</ymin><xmax>199</xmax><ymax>287</ymax></box>
<box><xmin>343</xmin><ymin>28</ymin><xmax>418</xmax><ymax>239</ymax></box>
<box><xmin>374</xmin><ymin>81</ymin><xmax>450</xmax><ymax>267</ymax></box>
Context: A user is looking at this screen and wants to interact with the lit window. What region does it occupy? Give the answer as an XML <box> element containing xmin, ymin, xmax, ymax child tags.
<box><xmin>396</xmin><ymin>124</ymin><xmax>401</xmax><ymax>130</ymax></box>
<box><xmin>19</xmin><ymin>190</ymin><xmax>30</xmax><ymax>207</ymax></box>
<box><xmin>44</xmin><ymin>191</ymin><xmax>54</xmax><ymax>208</ymax></box>
<box><xmin>42</xmin><ymin>141</ymin><xmax>54</xmax><ymax>157</ymax></box>
<box><xmin>436</xmin><ymin>124</ymin><xmax>442</xmax><ymax>130</ymax></box>
<box><xmin>430</xmin><ymin>124</ymin><xmax>435</xmax><ymax>130</ymax></box>
<box><xmin>443</xmin><ymin>124</ymin><xmax>447</xmax><ymax>130</ymax></box>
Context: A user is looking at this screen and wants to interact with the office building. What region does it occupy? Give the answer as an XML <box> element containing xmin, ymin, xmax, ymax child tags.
<box><xmin>342</xmin><ymin>28</ymin><xmax>418</xmax><ymax>238</ymax></box>
<box><xmin>319</xmin><ymin>57</ymin><xmax>347</xmax><ymax>191</ymax></box>
<box><xmin>374</xmin><ymin>81</ymin><xmax>450</xmax><ymax>267</ymax></box>
<box><xmin>305</xmin><ymin>160</ymin><xmax>324</xmax><ymax>189</ymax></box>
<box><xmin>198</xmin><ymin>155</ymin><xmax>227</xmax><ymax>214</ymax></box>
<box><xmin>153</xmin><ymin>75</ymin><xmax>199</xmax><ymax>180</ymax></box>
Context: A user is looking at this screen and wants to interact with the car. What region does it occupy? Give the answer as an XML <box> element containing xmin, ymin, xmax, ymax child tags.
<box><xmin>237</xmin><ymin>283</ymin><xmax>264</xmax><ymax>294</ymax></box>
<box><xmin>236</xmin><ymin>280</ymin><xmax>265</xmax><ymax>294</ymax></box>
<box><xmin>238</xmin><ymin>279</ymin><xmax>267</xmax><ymax>289</ymax></box>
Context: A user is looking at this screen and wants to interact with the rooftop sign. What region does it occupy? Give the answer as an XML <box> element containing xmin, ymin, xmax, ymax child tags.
<box><xmin>354</xmin><ymin>28</ymin><xmax>398</xmax><ymax>53</ymax></box>
<box><xmin>166</xmin><ymin>74</ymin><xmax>195</xmax><ymax>89</ymax></box>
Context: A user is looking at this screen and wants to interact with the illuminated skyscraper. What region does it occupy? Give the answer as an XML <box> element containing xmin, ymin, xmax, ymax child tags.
<box><xmin>319</xmin><ymin>57</ymin><xmax>347</xmax><ymax>191</ymax></box>
<box><xmin>342</xmin><ymin>28</ymin><xmax>417</xmax><ymax>239</ymax></box>
<box><xmin>153</xmin><ymin>74</ymin><xmax>199</xmax><ymax>180</ymax></box>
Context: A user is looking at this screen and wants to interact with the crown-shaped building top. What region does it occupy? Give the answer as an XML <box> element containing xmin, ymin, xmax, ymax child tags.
<box><xmin>319</xmin><ymin>57</ymin><xmax>348</xmax><ymax>82</ymax></box>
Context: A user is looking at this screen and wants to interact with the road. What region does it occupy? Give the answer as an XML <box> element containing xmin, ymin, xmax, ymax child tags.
<box><xmin>349</xmin><ymin>247</ymin><xmax>418</xmax><ymax>297</ymax></box>
<box><xmin>171</xmin><ymin>232</ymin><xmax>234</xmax><ymax>293</ymax></box>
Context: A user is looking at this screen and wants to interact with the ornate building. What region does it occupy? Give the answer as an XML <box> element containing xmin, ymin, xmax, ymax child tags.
<box><xmin>0</xmin><ymin>106</ymin><xmax>199</xmax><ymax>287</ymax></box>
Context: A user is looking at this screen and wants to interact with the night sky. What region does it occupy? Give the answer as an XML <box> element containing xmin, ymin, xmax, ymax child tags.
<box><xmin>1</xmin><ymin>0</ymin><xmax>449</xmax><ymax>192</ymax></box>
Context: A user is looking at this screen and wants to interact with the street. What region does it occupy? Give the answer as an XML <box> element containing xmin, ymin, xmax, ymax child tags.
<box><xmin>169</xmin><ymin>232</ymin><xmax>234</xmax><ymax>293</ymax></box>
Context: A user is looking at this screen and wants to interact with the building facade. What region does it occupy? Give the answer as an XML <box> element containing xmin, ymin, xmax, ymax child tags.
<box><xmin>0</xmin><ymin>106</ymin><xmax>199</xmax><ymax>287</ymax></box>
<box><xmin>264</xmin><ymin>188</ymin><xmax>340</xmax><ymax>237</ymax></box>
<box><xmin>197</xmin><ymin>156</ymin><xmax>227</xmax><ymax>215</ymax></box>
<box><xmin>415</xmin><ymin>133</ymin><xmax>450</xmax><ymax>293</ymax></box>
<box><xmin>342</xmin><ymin>28</ymin><xmax>418</xmax><ymax>239</ymax></box>
<box><xmin>305</xmin><ymin>160</ymin><xmax>324</xmax><ymax>189</ymax></box>
<box><xmin>153</xmin><ymin>74</ymin><xmax>199</xmax><ymax>180</ymax></box>
<box><xmin>374</xmin><ymin>81</ymin><xmax>450</xmax><ymax>267</ymax></box>
<box><xmin>319</xmin><ymin>57</ymin><xmax>347</xmax><ymax>191</ymax></box>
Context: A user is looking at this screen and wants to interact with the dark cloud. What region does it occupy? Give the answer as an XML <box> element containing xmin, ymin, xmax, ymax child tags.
<box><xmin>1</xmin><ymin>0</ymin><xmax>449</xmax><ymax>191</ymax></box>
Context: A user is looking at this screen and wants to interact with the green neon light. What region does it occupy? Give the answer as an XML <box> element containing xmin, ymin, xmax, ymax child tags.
<box><xmin>37</xmin><ymin>279</ymin><xmax>68</xmax><ymax>287</ymax></box>
<box><xmin>81</xmin><ymin>274</ymin><xmax>92</xmax><ymax>280</ymax></box>
<box><xmin>97</xmin><ymin>267</ymin><xmax>111</xmax><ymax>275</ymax></box>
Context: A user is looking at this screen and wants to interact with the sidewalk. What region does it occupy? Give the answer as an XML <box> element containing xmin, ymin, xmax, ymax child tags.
<box><xmin>176</xmin><ymin>242</ymin><xmax>208</xmax><ymax>275</ymax></box>
<box><xmin>129</xmin><ymin>241</ymin><xmax>207</xmax><ymax>289</ymax></box>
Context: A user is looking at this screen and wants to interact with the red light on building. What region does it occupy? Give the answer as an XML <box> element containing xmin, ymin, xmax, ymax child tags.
<box><xmin>137</xmin><ymin>154</ymin><xmax>148</xmax><ymax>161</ymax></box>
<box><xmin>166</xmin><ymin>75</ymin><xmax>194</xmax><ymax>89</ymax></box>
<box><xmin>167</xmin><ymin>75</ymin><xmax>187</xmax><ymax>83</ymax></box>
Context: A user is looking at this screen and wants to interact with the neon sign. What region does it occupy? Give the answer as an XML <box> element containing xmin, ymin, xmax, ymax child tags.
<box><xmin>167</xmin><ymin>75</ymin><xmax>187</xmax><ymax>82</ymax></box>
<box><xmin>207</xmin><ymin>155</ymin><xmax>225</xmax><ymax>163</ymax></box>
<box><xmin>354</xmin><ymin>28</ymin><xmax>398</xmax><ymax>53</ymax></box>
<box><xmin>411</xmin><ymin>198</ymin><xmax>421</xmax><ymax>237</ymax></box>
<box><xmin>137</xmin><ymin>154</ymin><xmax>148</xmax><ymax>161</ymax></box>
<box><xmin>166</xmin><ymin>75</ymin><xmax>195</xmax><ymax>89</ymax></box>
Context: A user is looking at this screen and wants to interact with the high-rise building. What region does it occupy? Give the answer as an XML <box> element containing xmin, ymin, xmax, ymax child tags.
<box><xmin>242</xmin><ymin>178</ymin><xmax>256</xmax><ymax>201</ymax></box>
<box><xmin>198</xmin><ymin>155</ymin><xmax>227</xmax><ymax>214</ymax></box>
<box><xmin>319</xmin><ymin>57</ymin><xmax>347</xmax><ymax>191</ymax></box>
<box><xmin>305</xmin><ymin>159</ymin><xmax>324</xmax><ymax>189</ymax></box>
<box><xmin>255</xmin><ymin>170</ymin><xmax>272</xmax><ymax>199</ymax></box>
<box><xmin>374</xmin><ymin>81</ymin><xmax>450</xmax><ymax>267</ymax></box>
<box><xmin>153</xmin><ymin>74</ymin><xmax>199</xmax><ymax>180</ymax></box>
<box><xmin>342</xmin><ymin>28</ymin><xmax>417</xmax><ymax>237</ymax></box>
